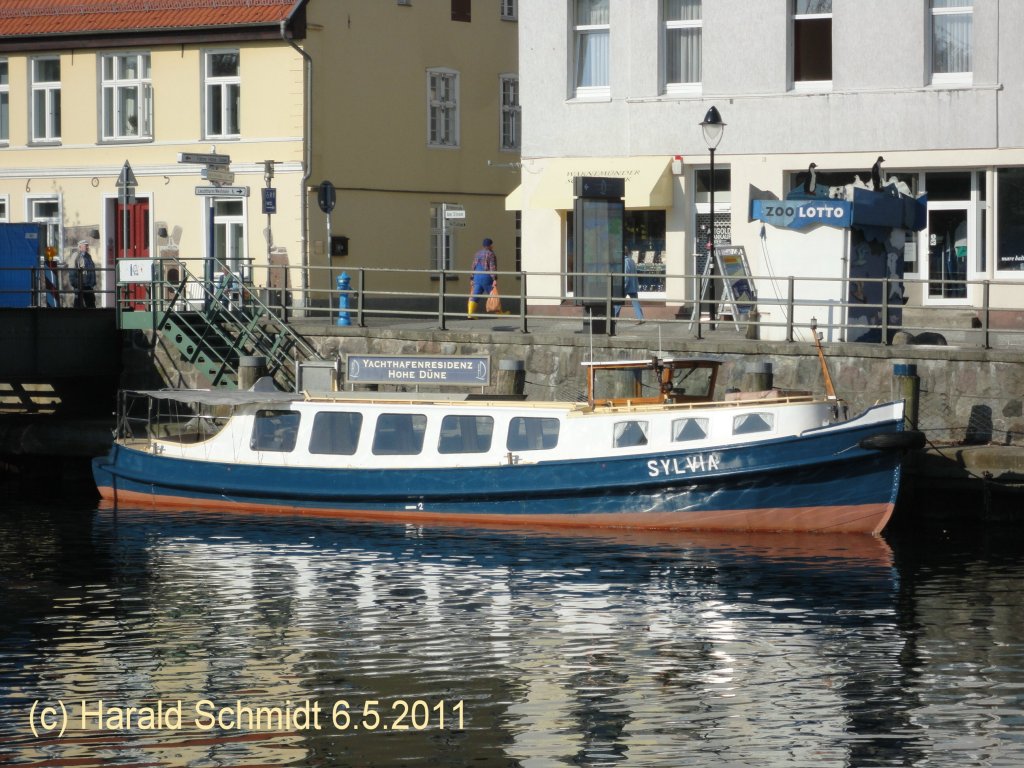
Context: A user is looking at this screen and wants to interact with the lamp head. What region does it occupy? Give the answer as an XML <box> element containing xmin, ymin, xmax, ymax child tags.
<box><xmin>700</xmin><ymin>106</ymin><xmax>726</xmax><ymax>150</ymax></box>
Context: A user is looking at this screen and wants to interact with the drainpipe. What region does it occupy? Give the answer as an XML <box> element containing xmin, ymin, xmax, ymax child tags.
<box><xmin>282</xmin><ymin>17</ymin><xmax>312</xmax><ymax>313</ymax></box>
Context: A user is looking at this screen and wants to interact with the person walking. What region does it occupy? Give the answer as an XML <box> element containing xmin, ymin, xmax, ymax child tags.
<box><xmin>71</xmin><ymin>239</ymin><xmax>97</xmax><ymax>308</ymax></box>
<box><xmin>614</xmin><ymin>250</ymin><xmax>645</xmax><ymax>324</ymax></box>
<box><xmin>468</xmin><ymin>238</ymin><xmax>497</xmax><ymax>319</ymax></box>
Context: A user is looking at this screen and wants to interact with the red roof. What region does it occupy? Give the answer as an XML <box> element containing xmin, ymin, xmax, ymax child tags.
<box><xmin>0</xmin><ymin>0</ymin><xmax>302</xmax><ymax>38</ymax></box>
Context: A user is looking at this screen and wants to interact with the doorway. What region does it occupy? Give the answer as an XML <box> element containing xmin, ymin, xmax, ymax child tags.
<box><xmin>926</xmin><ymin>205</ymin><xmax>969</xmax><ymax>301</ymax></box>
<box><xmin>113</xmin><ymin>198</ymin><xmax>150</xmax><ymax>309</ymax></box>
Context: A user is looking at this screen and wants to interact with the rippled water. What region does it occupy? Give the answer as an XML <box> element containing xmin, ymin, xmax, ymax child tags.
<box><xmin>1</xmin><ymin>495</ymin><xmax>1023</xmax><ymax>767</ymax></box>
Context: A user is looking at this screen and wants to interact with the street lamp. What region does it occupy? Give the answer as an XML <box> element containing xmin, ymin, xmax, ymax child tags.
<box><xmin>699</xmin><ymin>106</ymin><xmax>725</xmax><ymax>337</ymax></box>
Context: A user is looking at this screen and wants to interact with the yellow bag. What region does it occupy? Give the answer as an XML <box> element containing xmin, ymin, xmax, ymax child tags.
<box><xmin>486</xmin><ymin>284</ymin><xmax>502</xmax><ymax>313</ymax></box>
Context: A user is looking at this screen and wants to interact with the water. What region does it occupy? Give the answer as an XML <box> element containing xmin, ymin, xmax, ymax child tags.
<box><xmin>1</xmin><ymin>493</ymin><xmax>1023</xmax><ymax>767</ymax></box>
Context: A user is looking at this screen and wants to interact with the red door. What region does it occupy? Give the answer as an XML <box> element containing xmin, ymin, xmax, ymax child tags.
<box><xmin>115</xmin><ymin>199</ymin><xmax>150</xmax><ymax>309</ymax></box>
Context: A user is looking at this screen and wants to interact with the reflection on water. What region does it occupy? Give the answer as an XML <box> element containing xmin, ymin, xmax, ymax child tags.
<box><xmin>1</xmin><ymin>499</ymin><xmax>1023</xmax><ymax>767</ymax></box>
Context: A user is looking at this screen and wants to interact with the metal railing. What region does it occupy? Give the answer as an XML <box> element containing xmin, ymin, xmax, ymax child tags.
<box><xmin>5</xmin><ymin>260</ymin><xmax>1024</xmax><ymax>350</ymax></box>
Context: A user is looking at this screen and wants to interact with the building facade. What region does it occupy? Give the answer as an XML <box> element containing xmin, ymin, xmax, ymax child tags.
<box><xmin>515</xmin><ymin>1</ymin><xmax>1024</xmax><ymax>338</ymax></box>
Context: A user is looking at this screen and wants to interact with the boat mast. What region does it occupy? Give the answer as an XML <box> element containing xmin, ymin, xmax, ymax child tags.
<box><xmin>809</xmin><ymin>318</ymin><xmax>838</xmax><ymax>400</ymax></box>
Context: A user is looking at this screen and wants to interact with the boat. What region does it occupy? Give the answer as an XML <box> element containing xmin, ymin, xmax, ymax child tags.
<box><xmin>92</xmin><ymin>353</ymin><xmax>921</xmax><ymax>534</ymax></box>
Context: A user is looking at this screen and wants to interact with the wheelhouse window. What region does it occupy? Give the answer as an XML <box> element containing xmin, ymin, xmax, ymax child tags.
<box><xmin>507</xmin><ymin>417</ymin><xmax>560</xmax><ymax>451</ymax></box>
<box><xmin>500</xmin><ymin>74</ymin><xmax>520</xmax><ymax>151</ymax></box>
<box><xmin>664</xmin><ymin>0</ymin><xmax>702</xmax><ymax>93</ymax></box>
<box><xmin>574</xmin><ymin>0</ymin><xmax>610</xmax><ymax>98</ymax></box>
<box><xmin>672</xmin><ymin>417</ymin><xmax>709</xmax><ymax>442</ymax></box>
<box><xmin>30</xmin><ymin>57</ymin><xmax>61</xmax><ymax>143</ymax></box>
<box><xmin>428</xmin><ymin>69</ymin><xmax>459</xmax><ymax>147</ymax></box>
<box><xmin>372</xmin><ymin>413</ymin><xmax>427</xmax><ymax>455</ymax></box>
<box><xmin>204</xmin><ymin>50</ymin><xmax>240</xmax><ymax>139</ymax></box>
<box><xmin>309</xmin><ymin>411</ymin><xmax>363</xmax><ymax>455</ymax></box>
<box><xmin>0</xmin><ymin>59</ymin><xmax>8</xmax><ymax>143</ymax></box>
<box><xmin>102</xmin><ymin>53</ymin><xmax>152</xmax><ymax>140</ymax></box>
<box><xmin>931</xmin><ymin>1</ymin><xmax>972</xmax><ymax>85</ymax></box>
<box><xmin>251</xmin><ymin>410</ymin><xmax>300</xmax><ymax>452</ymax></box>
<box><xmin>438</xmin><ymin>415</ymin><xmax>494</xmax><ymax>454</ymax></box>
<box><xmin>613</xmin><ymin>420</ymin><xmax>649</xmax><ymax>448</ymax></box>
<box><xmin>732</xmin><ymin>412</ymin><xmax>774</xmax><ymax>435</ymax></box>
<box><xmin>792</xmin><ymin>0</ymin><xmax>832</xmax><ymax>90</ymax></box>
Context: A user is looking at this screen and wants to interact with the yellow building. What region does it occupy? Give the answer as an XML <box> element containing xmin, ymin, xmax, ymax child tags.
<box><xmin>0</xmin><ymin>0</ymin><xmax>519</xmax><ymax>313</ymax></box>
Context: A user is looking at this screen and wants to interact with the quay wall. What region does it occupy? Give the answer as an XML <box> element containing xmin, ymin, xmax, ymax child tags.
<box><xmin>282</xmin><ymin>323</ymin><xmax>1024</xmax><ymax>447</ymax></box>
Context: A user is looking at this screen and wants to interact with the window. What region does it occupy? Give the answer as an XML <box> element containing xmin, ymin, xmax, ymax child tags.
<box><xmin>28</xmin><ymin>197</ymin><xmax>61</xmax><ymax>253</ymax></box>
<box><xmin>30</xmin><ymin>57</ymin><xmax>61</xmax><ymax>142</ymax></box>
<box><xmin>430</xmin><ymin>203</ymin><xmax>455</xmax><ymax>271</ymax></box>
<box><xmin>501</xmin><ymin>0</ymin><xmax>517</xmax><ymax>21</ymax></box>
<box><xmin>451</xmin><ymin>0</ymin><xmax>471</xmax><ymax>22</ymax></box>
<box><xmin>438</xmin><ymin>415</ymin><xmax>494</xmax><ymax>454</ymax></box>
<box><xmin>613</xmin><ymin>420</ymin><xmax>649</xmax><ymax>448</ymax></box>
<box><xmin>309</xmin><ymin>411</ymin><xmax>363</xmax><ymax>455</ymax></box>
<box><xmin>931</xmin><ymin>1</ymin><xmax>972</xmax><ymax>84</ymax></box>
<box><xmin>0</xmin><ymin>197</ymin><xmax>7</xmax><ymax>221</ymax></box>
<box><xmin>102</xmin><ymin>53</ymin><xmax>152</xmax><ymax>140</ymax></box>
<box><xmin>507</xmin><ymin>417</ymin><xmax>560</xmax><ymax>451</ymax></box>
<box><xmin>792</xmin><ymin>0</ymin><xmax>831</xmax><ymax>90</ymax></box>
<box><xmin>0</xmin><ymin>59</ymin><xmax>8</xmax><ymax>143</ymax></box>
<box><xmin>213</xmin><ymin>199</ymin><xmax>246</xmax><ymax>278</ymax></box>
<box><xmin>672</xmin><ymin>417</ymin><xmax>709</xmax><ymax>442</ymax></box>
<box><xmin>664</xmin><ymin>0</ymin><xmax>702</xmax><ymax>92</ymax></box>
<box><xmin>997</xmin><ymin>168</ymin><xmax>1024</xmax><ymax>272</ymax></box>
<box><xmin>732</xmin><ymin>412</ymin><xmax>774</xmax><ymax>435</ymax></box>
<box><xmin>500</xmin><ymin>75</ymin><xmax>520</xmax><ymax>151</ymax></box>
<box><xmin>204</xmin><ymin>50</ymin><xmax>240</xmax><ymax>138</ymax></box>
<box><xmin>574</xmin><ymin>0</ymin><xmax>610</xmax><ymax>97</ymax></box>
<box><xmin>373</xmin><ymin>413</ymin><xmax>427</xmax><ymax>455</ymax></box>
<box><xmin>427</xmin><ymin>69</ymin><xmax>459</xmax><ymax>147</ymax></box>
<box><xmin>250</xmin><ymin>410</ymin><xmax>300</xmax><ymax>452</ymax></box>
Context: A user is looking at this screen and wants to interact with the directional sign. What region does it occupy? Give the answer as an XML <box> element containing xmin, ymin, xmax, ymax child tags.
<box><xmin>202</xmin><ymin>165</ymin><xmax>235</xmax><ymax>184</ymax></box>
<box><xmin>117</xmin><ymin>160</ymin><xmax>138</xmax><ymax>188</ymax></box>
<box><xmin>444</xmin><ymin>206</ymin><xmax>466</xmax><ymax>219</ymax></box>
<box><xmin>179</xmin><ymin>152</ymin><xmax>231</xmax><ymax>165</ymax></box>
<box><xmin>195</xmin><ymin>186</ymin><xmax>249</xmax><ymax>197</ymax></box>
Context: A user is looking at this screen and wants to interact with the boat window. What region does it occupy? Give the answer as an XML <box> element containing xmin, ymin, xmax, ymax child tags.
<box><xmin>613</xmin><ymin>420</ymin><xmax>649</xmax><ymax>448</ymax></box>
<box><xmin>372</xmin><ymin>413</ymin><xmax>427</xmax><ymax>455</ymax></box>
<box><xmin>438</xmin><ymin>415</ymin><xmax>494</xmax><ymax>454</ymax></box>
<box><xmin>250</xmin><ymin>409</ymin><xmax>300</xmax><ymax>452</ymax></box>
<box><xmin>732</xmin><ymin>412</ymin><xmax>774</xmax><ymax>435</ymax></box>
<box><xmin>507</xmin><ymin>417</ymin><xmax>560</xmax><ymax>451</ymax></box>
<box><xmin>309</xmin><ymin>411</ymin><xmax>363</xmax><ymax>455</ymax></box>
<box><xmin>672</xmin><ymin>417</ymin><xmax>709</xmax><ymax>442</ymax></box>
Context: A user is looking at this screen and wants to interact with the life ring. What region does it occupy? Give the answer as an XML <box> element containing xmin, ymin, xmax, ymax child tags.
<box><xmin>859</xmin><ymin>430</ymin><xmax>925</xmax><ymax>451</ymax></box>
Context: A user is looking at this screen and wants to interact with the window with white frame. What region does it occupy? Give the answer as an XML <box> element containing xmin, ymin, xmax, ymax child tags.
<box><xmin>792</xmin><ymin>0</ymin><xmax>832</xmax><ymax>90</ymax></box>
<box><xmin>0</xmin><ymin>59</ymin><xmax>8</xmax><ymax>143</ymax></box>
<box><xmin>665</xmin><ymin>0</ymin><xmax>702</xmax><ymax>92</ymax></box>
<box><xmin>501</xmin><ymin>0</ymin><xmax>517</xmax><ymax>20</ymax></box>
<box><xmin>430</xmin><ymin>203</ymin><xmax>454</xmax><ymax>271</ymax></box>
<box><xmin>427</xmin><ymin>69</ymin><xmax>459</xmax><ymax>147</ymax></box>
<box><xmin>0</xmin><ymin>196</ymin><xmax>8</xmax><ymax>221</ymax></box>
<box><xmin>28</xmin><ymin>197</ymin><xmax>61</xmax><ymax>253</ymax></box>
<box><xmin>204</xmin><ymin>50</ymin><xmax>240</xmax><ymax>139</ymax></box>
<box><xmin>31</xmin><ymin>57</ymin><xmax>61</xmax><ymax>142</ymax></box>
<box><xmin>574</xmin><ymin>0</ymin><xmax>610</xmax><ymax>97</ymax></box>
<box><xmin>500</xmin><ymin>74</ymin><xmax>520</xmax><ymax>151</ymax></box>
<box><xmin>213</xmin><ymin>199</ymin><xmax>246</xmax><ymax>278</ymax></box>
<box><xmin>931</xmin><ymin>1</ymin><xmax>972</xmax><ymax>84</ymax></box>
<box><xmin>102</xmin><ymin>53</ymin><xmax>152</xmax><ymax>140</ymax></box>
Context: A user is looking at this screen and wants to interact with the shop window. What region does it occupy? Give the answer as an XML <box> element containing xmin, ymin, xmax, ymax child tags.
<box><xmin>568</xmin><ymin>209</ymin><xmax>668</xmax><ymax>295</ymax></box>
<box><xmin>792</xmin><ymin>0</ymin><xmax>832</xmax><ymax>90</ymax></box>
<box><xmin>997</xmin><ymin>168</ymin><xmax>1024</xmax><ymax>272</ymax></box>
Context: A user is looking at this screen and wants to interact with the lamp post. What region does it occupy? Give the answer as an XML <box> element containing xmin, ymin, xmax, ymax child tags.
<box><xmin>699</xmin><ymin>106</ymin><xmax>725</xmax><ymax>338</ymax></box>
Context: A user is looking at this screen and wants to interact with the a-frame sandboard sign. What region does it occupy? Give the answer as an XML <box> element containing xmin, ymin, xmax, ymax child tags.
<box><xmin>688</xmin><ymin>245</ymin><xmax>757</xmax><ymax>331</ymax></box>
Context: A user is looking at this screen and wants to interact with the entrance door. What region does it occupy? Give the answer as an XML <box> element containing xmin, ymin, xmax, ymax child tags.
<box><xmin>926</xmin><ymin>205</ymin><xmax>969</xmax><ymax>302</ymax></box>
<box><xmin>114</xmin><ymin>199</ymin><xmax>150</xmax><ymax>309</ymax></box>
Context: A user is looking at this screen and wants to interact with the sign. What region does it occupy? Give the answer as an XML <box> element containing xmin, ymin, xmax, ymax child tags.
<box><xmin>318</xmin><ymin>180</ymin><xmax>336</xmax><ymax>214</ymax></box>
<box><xmin>573</xmin><ymin>176</ymin><xmax>625</xmax><ymax>200</ymax></box>
<box><xmin>714</xmin><ymin>245</ymin><xmax>757</xmax><ymax>321</ymax></box>
<box><xmin>262</xmin><ymin>187</ymin><xmax>277</xmax><ymax>214</ymax></box>
<box><xmin>202</xmin><ymin>164</ymin><xmax>235</xmax><ymax>184</ymax></box>
<box><xmin>178</xmin><ymin>152</ymin><xmax>231</xmax><ymax>165</ymax></box>
<box><xmin>117</xmin><ymin>161</ymin><xmax>138</xmax><ymax>188</ymax></box>
<box><xmin>345</xmin><ymin>355</ymin><xmax>490</xmax><ymax>386</ymax></box>
<box><xmin>752</xmin><ymin>198</ymin><xmax>852</xmax><ymax>230</ymax></box>
<box><xmin>443</xmin><ymin>205</ymin><xmax>465</xmax><ymax>219</ymax></box>
<box><xmin>117</xmin><ymin>258</ymin><xmax>154</xmax><ymax>283</ymax></box>
<box><xmin>195</xmin><ymin>186</ymin><xmax>249</xmax><ymax>197</ymax></box>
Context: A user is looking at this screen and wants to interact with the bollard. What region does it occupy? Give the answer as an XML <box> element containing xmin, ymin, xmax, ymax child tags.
<box><xmin>336</xmin><ymin>272</ymin><xmax>351</xmax><ymax>326</ymax></box>
<box><xmin>892</xmin><ymin>363</ymin><xmax>920</xmax><ymax>429</ymax></box>
<box><xmin>741</xmin><ymin>361</ymin><xmax>773</xmax><ymax>392</ymax></box>
<box><xmin>496</xmin><ymin>359</ymin><xmax>526</xmax><ymax>398</ymax></box>
<box><xmin>745</xmin><ymin>310</ymin><xmax>760</xmax><ymax>340</ymax></box>
<box><xmin>238</xmin><ymin>355</ymin><xmax>268</xmax><ymax>390</ymax></box>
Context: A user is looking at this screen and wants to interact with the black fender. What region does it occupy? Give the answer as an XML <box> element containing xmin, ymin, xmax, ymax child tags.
<box><xmin>859</xmin><ymin>430</ymin><xmax>926</xmax><ymax>451</ymax></box>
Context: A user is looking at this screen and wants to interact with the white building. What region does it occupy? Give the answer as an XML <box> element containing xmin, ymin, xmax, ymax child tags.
<box><xmin>514</xmin><ymin>1</ymin><xmax>1024</xmax><ymax>339</ymax></box>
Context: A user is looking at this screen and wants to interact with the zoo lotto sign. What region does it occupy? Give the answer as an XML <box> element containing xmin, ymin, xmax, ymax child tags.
<box><xmin>751</xmin><ymin>198</ymin><xmax>852</xmax><ymax>230</ymax></box>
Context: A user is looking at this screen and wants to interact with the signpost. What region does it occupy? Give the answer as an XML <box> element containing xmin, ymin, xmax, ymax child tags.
<box><xmin>194</xmin><ymin>186</ymin><xmax>249</xmax><ymax>197</ymax></box>
<box><xmin>201</xmin><ymin>164</ymin><xmax>235</xmax><ymax>185</ymax></box>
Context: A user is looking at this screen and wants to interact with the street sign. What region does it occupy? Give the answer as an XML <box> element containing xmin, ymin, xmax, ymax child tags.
<box><xmin>444</xmin><ymin>206</ymin><xmax>466</xmax><ymax>219</ymax></box>
<box><xmin>202</xmin><ymin>165</ymin><xmax>235</xmax><ymax>184</ymax></box>
<box><xmin>262</xmin><ymin>187</ymin><xmax>277</xmax><ymax>214</ymax></box>
<box><xmin>117</xmin><ymin>160</ymin><xmax>138</xmax><ymax>188</ymax></box>
<box><xmin>178</xmin><ymin>152</ymin><xmax>231</xmax><ymax>165</ymax></box>
<box><xmin>195</xmin><ymin>185</ymin><xmax>249</xmax><ymax>197</ymax></box>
